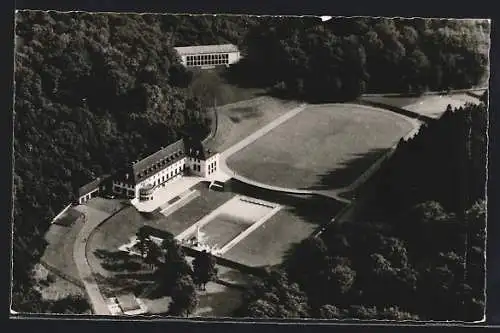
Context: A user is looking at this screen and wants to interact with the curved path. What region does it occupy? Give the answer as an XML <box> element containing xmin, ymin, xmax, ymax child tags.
<box><xmin>73</xmin><ymin>205</ymin><xmax>112</xmax><ymax>315</ymax></box>
<box><xmin>218</xmin><ymin>102</ymin><xmax>421</xmax><ymax>205</ymax></box>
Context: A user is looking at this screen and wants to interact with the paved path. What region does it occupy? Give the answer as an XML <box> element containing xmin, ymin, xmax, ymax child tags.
<box><xmin>73</xmin><ymin>205</ymin><xmax>113</xmax><ymax>315</ymax></box>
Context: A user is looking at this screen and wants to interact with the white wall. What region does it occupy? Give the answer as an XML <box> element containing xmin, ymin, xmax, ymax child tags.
<box><xmin>79</xmin><ymin>188</ymin><xmax>99</xmax><ymax>204</ymax></box>
<box><xmin>228</xmin><ymin>52</ymin><xmax>240</xmax><ymax>65</ymax></box>
<box><xmin>113</xmin><ymin>158</ymin><xmax>187</xmax><ymax>198</ymax></box>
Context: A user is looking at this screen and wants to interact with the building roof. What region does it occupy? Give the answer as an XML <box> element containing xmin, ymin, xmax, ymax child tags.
<box><xmin>116</xmin><ymin>294</ymin><xmax>141</xmax><ymax>312</ymax></box>
<box><xmin>78</xmin><ymin>176</ymin><xmax>109</xmax><ymax>197</ymax></box>
<box><xmin>184</xmin><ymin>138</ymin><xmax>218</xmax><ymax>160</ymax></box>
<box><xmin>174</xmin><ymin>44</ymin><xmax>239</xmax><ymax>56</ymax></box>
<box><xmin>128</xmin><ymin>139</ymin><xmax>186</xmax><ymax>184</ymax></box>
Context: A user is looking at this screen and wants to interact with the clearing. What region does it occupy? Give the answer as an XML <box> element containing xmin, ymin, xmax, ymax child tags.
<box><xmin>226</xmin><ymin>104</ymin><xmax>415</xmax><ymax>190</ymax></box>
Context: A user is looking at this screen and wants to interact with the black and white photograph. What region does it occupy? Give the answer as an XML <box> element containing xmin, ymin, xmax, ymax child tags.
<box><xmin>11</xmin><ymin>11</ymin><xmax>490</xmax><ymax>322</ymax></box>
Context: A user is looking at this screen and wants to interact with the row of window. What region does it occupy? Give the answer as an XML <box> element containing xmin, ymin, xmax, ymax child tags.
<box><xmin>137</xmin><ymin>150</ymin><xmax>184</xmax><ymax>179</ymax></box>
<box><xmin>115</xmin><ymin>181</ymin><xmax>132</xmax><ymax>189</ymax></box>
<box><xmin>186</xmin><ymin>53</ymin><xmax>229</xmax><ymax>62</ymax></box>
<box><xmin>187</xmin><ymin>58</ymin><xmax>229</xmax><ymax>67</ymax></box>
<box><xmin>207</xmin><ymin>160</ymin><xmax>217</xmax><ymax>175</ymax></box>
<box><xmin>155</xmin><ymin>166</ymin><xmax>183</xmax><ymax>186</ymax></box>
<box><xmin>112</xmin><ymin>186</ymin><xmax>135</xmax><ymax>198</ymax></box>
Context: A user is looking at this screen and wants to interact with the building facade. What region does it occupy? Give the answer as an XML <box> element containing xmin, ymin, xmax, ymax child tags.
<box><xmin>111</xmin><ymin>139</ymin><xmax>220</xmax><ymax>201</ymax></box>
<box><xmin>174</xmin><ymin>44</ymin><xmax>240</xmax><ymax>69</ymax></box>
<box><xmin>77</xmin><ymin>176</ymin><xmax>109</xmax><ymax>204</ymax></box>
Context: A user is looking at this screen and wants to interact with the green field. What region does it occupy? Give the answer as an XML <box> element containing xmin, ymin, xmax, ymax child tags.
<box><xmin>41</xmin><ymin>219</ymin><xmax>86</xmax><ymax>283</ymax></box>
<box><xmin>86</xmin><ymin>183</ymin><xmax>235</xmax><ymax>278</ymax></box>
<box><xmin>206</xmin><ymin>96</ymin><xmax>300</xmax><ymax>153</ymax></box>
<box><xmin>227</xmin><ymin>104</ymin><xmax>415</xmax><ymax>190</ymax></box>
<box><xmin>222</xmin><ymin>181</ymin><xmax>345</xmax><ymax>268</ymax></box>
<box><xmin>358</xmin><ymin>95</ymin><xmax>423</xmax><ymax>108</ymax></box>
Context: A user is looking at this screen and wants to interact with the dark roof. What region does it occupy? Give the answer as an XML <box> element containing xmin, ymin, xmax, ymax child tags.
<box><xmin>78</xmin><ymin>175</ymin><xmax>109</xmax><ymax>197</ymax></box>
<box><xmin>129</xmin><ymin>139</ymin><xmax>186</xmax><ymax>184</ymax></box>
<box><xmin>174</xmin><ymin>44</ymin><xmax>239</xmax><ymax>56</ymax></box>
<box><xmin>185</xmin><ymin>139</ymin><xmax>218</xmax><ymax>160</ymax></box>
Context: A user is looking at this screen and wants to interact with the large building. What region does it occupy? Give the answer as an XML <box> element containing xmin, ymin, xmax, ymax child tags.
<box><xmin>111</xmin><ymin>139</ymin><xmax>219</xmax><ymax>201</ymax></box>
<box><xmin>174</xmin><ymin>44</ymin><xmax>241</xmax><ymax>69</ymax></box>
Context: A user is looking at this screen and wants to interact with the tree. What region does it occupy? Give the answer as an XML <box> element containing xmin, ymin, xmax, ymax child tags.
<box><xmin>236</xmin><ymin>269</ymin><xmax>310</xmax><ymax>318</ymax></box>
<box><xmin>192</xmin><ymin>250</ymin><xmax>218</xmax><ymax>290</ymax></box>
<box><xmin>318</xmin><ymin>304</ymin><xmax>342</xmax><ymax>319</ymax></box>
<box><xmin>144</xmin><ymin>240</ymin><xmax>162</xmax><ymax>270</ymax></box>
<box><xmin>168</xmin><ymin>275</ymin><xmax>198</xmax><ymax>317</ymax></box>
<box><xmin>135</xmin><ymin>228</ymin><xmax>149</xmax><ymax>258</ymax></box>
<box><xmin>156</xmin><ymin>239</ymin><xmax>191</xmax><ymax>295</ymax></box>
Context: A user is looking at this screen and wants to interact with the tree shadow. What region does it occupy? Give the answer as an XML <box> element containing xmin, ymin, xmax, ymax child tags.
<box><xmin>307</xmin><ymin>147</ymin><xmax>389</xmax><ymax>191</ymax></box>
<box><xmin>356</xmin><ymin>99</ymin><xmax>434</xmax><ymax>122</ymax></box>
<box><xmin>93</xmin><ymin>249</ymin><xmax>144</xmax><ymax>273</ymax></box>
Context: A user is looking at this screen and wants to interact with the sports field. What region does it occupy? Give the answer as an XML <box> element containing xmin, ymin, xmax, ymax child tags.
<box><xmin>221</xmin><ymin>181</ymin><xmax>345</xmax><ymax>268</ymax></box>
<box><xmin>178</xmin><ymin>196</ymin><xmax>278</xmax><ymax>252</ymax></box>
<box><xmin>200</xmin><ymin>214</ymin><xmax>249</xmax><ymax>249</ymax></box>
<box><xmin>226</xmin><ymin>104</ymin><xmax>415</xmax><ymax>190</ymax></box>
<box><xmin>404</xmin><ymin>94</ymin><xmax>482</xmax><ymax>119</ymax></box>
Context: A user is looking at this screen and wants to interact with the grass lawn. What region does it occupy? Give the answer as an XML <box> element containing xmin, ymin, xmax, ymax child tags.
<box><xmin>194</xmin><ymin>282</ymin><xmax>243</xmax><ymax>318</ymax></box>
<box><xmin>199</xmin><ymin>214</ymin><xmax>249</xmax><ymax>249</ymax></box>
<box><xmin>189</xmin><ymin>68</ymin><xmax>267</xmax><ymax>107</ymax></box>
<box><xmin>222</xmin><ymin>207</ymin><xmax>317</xmax><ymax>268</ymax></box>
<box><xmin>32</xmin><ymin>263</ymin><xmax>86</xmax><ymax>301</ymax></box>
<box><xmin>227</xmin><ymin>104</ymin><xmax>415</xmax><ymax>190</ymax></box>
<box><xmin>86</xmin><ymin>197</ymin><xmax>128</xmax><ymax>215</ymax></box>
<box><xmin>206</xmin><ymin>96</ymin><xmax>300</xmax><ymax>153</ymax></box>
<box><xmin>223</xmin><ymin>181</ymin><xmax>346</xmax><ymax>268</ymax></box>
<box><xmin>86</xmin><ymin>183</ymin><xmax>235</xmax><ymax>278</ymax></box>
<box><xmin>404</xmin><ymin>93</ymin><xmax>482</xmax><ymax>119</ymax></box>
<box><xmin>41</xmin><ymin>218</ymin><xmax>86</xmax><ymax>282</ymax></box>
<box><xmin>358</xmin><ymin>95</ymin><xmax>423</xmax><ymax>108</ymax></box>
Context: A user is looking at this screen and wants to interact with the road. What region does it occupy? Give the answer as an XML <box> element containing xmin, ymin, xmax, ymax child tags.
<box><xmin>73</xmin><ymin>205</ymin><xmax>113</xmax><ymax>315</ymax></box>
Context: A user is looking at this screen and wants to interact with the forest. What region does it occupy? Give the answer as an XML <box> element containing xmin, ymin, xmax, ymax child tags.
<box><xmin>12</xmin><ymin>12</ymin><xmax>488</xmax><ymax>314</ymax></box>
<box><xmin>236</xmin><ymin>98</ymin><xmax>488</xmax><ymax>320</ymax></box>
<box><xmin>230</xmin><ymin>17</ymin><xmax>489</xmax><ymax>101</ymax></box>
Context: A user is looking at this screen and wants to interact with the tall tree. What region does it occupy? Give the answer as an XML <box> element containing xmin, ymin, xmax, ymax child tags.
<box><xmin>168</xmin><ymin>275</ymin><xmax>198</xmax><ymax>317</ymax></box>
<box><xmin>192</xmin><ymin>250</ymin><xmax>218</xmax><ymax>290</ymax></box>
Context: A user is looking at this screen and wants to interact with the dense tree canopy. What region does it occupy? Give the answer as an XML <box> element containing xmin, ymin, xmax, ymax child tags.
<box><xmin>237</xmin><ymin>98</ymin><xmax>487</xmax><ymax>320</ymax></box>
<box><xmin>12</xmin><ymin>12</ymin><xmax>489</xmax><ymax>315</ymax></box>
<box><xmin>232</xmin><ymin>17</ymin><xmax>489</xmax><ymax>101</ymax></box>
<box><xmin>12</xmin><ymin>11</ymin><xmax>216</xmax><ymax>311</ymax></box>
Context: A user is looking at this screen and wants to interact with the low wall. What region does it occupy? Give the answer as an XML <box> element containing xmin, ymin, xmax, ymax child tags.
<box><xmin>159</xmin><ymin>189</ymin><xmax>200</xmax><ymax>217</ymax></box>
<box><xmin>50</xmin><ymin>203</ymin><xmax>73</xmax><ymax>224</ymax></box>
<box><xmin>38</xmin><ymin>259</ymin><xmax>86</xmax><ymax>290</ymax></box>
<box><xmin>361</xmin><ymin>87</ymin><xmax>487</xmax><ymax>98</ymax></box>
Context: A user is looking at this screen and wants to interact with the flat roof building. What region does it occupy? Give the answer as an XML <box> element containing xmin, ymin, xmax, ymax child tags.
<box><xmin>174</xmin><ymin>44</ymin><xmax>241</xmax><ymax>69</ymax></box>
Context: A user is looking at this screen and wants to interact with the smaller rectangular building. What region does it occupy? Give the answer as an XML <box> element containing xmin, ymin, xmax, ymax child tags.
<box><xmin>77</xmin><ymin>176</ymin><xmax>109</xmax><ymax>205</ymax></box>
<box><xmin>174</xmin><ymin>44</ymin><xmax>240</xmax><ymax>68</ymax></box>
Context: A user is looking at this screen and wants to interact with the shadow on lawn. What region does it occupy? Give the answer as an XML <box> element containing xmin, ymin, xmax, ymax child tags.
<box><xmin>307</xmin><ymin>147</ymin><xmax>389</xmax><ymax>191</ymax></box>
<box><xmin>227</xmin><ymin>179</ymin><xmax>345</xmax><ymax>228</ymax></box>
<box><xmin>93</xmin><ymin>249</ymin><xmax>144</xmax><ymax>272</ymax></box>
